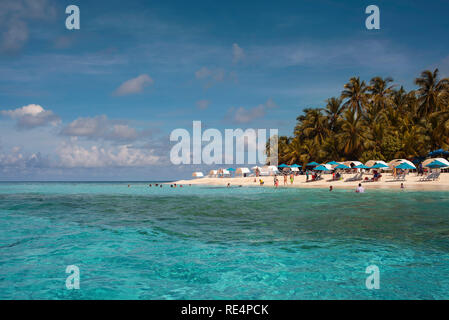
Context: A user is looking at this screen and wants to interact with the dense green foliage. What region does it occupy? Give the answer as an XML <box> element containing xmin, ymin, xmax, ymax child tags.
<box><xmin>269</xmin><ymin>69</ymin><xmax>449</xmax><ymax>166</ymax></box>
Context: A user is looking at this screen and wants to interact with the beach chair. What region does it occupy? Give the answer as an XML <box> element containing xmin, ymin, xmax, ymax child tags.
<box><xmin>432</xmin><ymin>172</ymin><xmax>440</xmax><ymax>181</ymax></box>
<box><xmin>345</xmin><ymin>173</ymin><xmax>361</xmax><ymax>182</ymax></box>
<box><xmin>419</xmin><ymin>172</ymin><xmax>435</xmax><ymax>181</ymax></box>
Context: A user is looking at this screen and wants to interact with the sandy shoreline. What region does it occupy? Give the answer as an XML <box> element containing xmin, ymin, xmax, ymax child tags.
<box><xmin>174</xmin><ymin>172</ymin><xmax>449</xmax><ymax>190</ymax></box>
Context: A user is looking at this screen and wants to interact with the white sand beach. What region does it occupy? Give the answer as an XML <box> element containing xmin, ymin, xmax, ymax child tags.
<box><xmin>174</xmin><ymin>172</ymin><xmax>449</xmax><ymax>190</ymax></box>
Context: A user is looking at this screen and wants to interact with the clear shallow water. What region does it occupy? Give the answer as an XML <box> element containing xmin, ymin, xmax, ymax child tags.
<box><xmin>0</xmin><ymin>182</ymin><xmax>448</xmax><ymax>300</ymax></box>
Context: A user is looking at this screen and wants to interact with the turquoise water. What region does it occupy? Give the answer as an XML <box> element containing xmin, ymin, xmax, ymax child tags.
<box><xmin>1</xmin><ymin>182</ymin><xmax>448</xmax><ymax>299</ymax></box>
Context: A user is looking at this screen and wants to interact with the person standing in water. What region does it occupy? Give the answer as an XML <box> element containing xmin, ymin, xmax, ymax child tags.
<box><xmin>355</xmin><ymin>183</ymin><xmax>365</xmax><ymax>193</ymax></box>
<box><xmin>329</xmin><ymin>185</ymin><xmax>333</xmax><ymax>191</ymax></box>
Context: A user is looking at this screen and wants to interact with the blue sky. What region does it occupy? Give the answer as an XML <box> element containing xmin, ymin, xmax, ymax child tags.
<box><xmin>1</xmin><ymin>0</ymin><xmax>449</xmax><ymax>180</ymax></box>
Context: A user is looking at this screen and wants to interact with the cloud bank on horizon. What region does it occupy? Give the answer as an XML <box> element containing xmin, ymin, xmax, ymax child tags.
<box><xmin>1</xmin><ymin>0</ymin><xmax>449</xmax><ymax>180</ymax></box>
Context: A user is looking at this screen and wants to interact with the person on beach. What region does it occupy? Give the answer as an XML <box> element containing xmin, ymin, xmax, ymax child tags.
<box><xmin>290</xmin><ymin>173</ymin><xmax>294</xmax><ymax>184</ymax></box>
<box><xmin>306</xmin><ymin>170</ymin><xmax>309</xmax><ymax>181</ymax></box>
<box><xmin>401</xmin><ymin>183</ymin><xmax>405</xmax><ymax>190</ymax></box>
<box><xmin>227</xmin><ymin>183</ymin><xmax>231</xmax><ymax>188</ymax></box>
<box><xmin>259</xmin><ymin>179</ymin><xmax>264</xmax><ymax>186</ymax></box>
<box><xmin>356</xmin><ymin>183</ymin><xmax>365</xmax><ymax>193</ymax></box>
<box><xmin>275</xmin><ymin>178</ymin><xmax>279</xmax><ymax>188</ymax></box>
<box><xmin>283</xmin><ymin>175</ymin><xmax>287</xmax><ymax>186</ymax></box>
<box><xmin>418</xmin><ymin>163</ymin><xmax>424</xmax><ymax>176</ymax></box>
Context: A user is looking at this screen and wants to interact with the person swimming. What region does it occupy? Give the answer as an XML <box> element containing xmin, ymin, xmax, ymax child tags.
<box><xmin>355</xmin><ymin>183</ymin><xmax>365</xmax><ymax>193</ymax></box>
<box><xmin>329</xmin><ymin>185</ymin><xmax>333</xmax><ymax>191</ymax></box>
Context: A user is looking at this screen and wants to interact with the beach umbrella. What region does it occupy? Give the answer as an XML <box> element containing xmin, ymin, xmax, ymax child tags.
<box><xmin>192</xmin><ymin>172</ymin><xmax>204</xmax><ymax>177</ymax></box>
<box><xmin>425</xmin><ymin>160</ymin><xmax>447</xmax><ymax>168</ymax></box>
<box><xmin>227</xmin><ymin>168</ymin><xmax>236</xmax><ymax>171</ymax></box>
<box><xmin>370</xmin><ymin>163</ymin><xmax>389</xmax><ymax>169</ymax></box>
<box><xmin>335</xmin><ymin>163</ymin><xmax>350</xmax><ymax>169</ymax></box>
<box><xmin>395</xmin><ymin>162</ymin><xmax>416</xmax><ymax>170</ymax></box>
<box><xmin>306</xmin><ymin>161</ymin><xmax>320</xmax><ymax>166</ymax></box>
<box><xmin>314</xmin><ymin>165</ymin><xmax>331</xmax><ymax>171</ymax></box>
<box><xmin>428</xmin><ymin>149</ymin><xmax>449</xmax><ymax>157</ymax></box>
<box><xmin>290</xmin><ymin>164</ymin><xmax>301</xmax><ymax>168</ymax></box>
<box><xmin>327</xmin><ymin>161</ymin><xmax>340</xmax><ymax>165</ymax></box>
<box><xmin>278</xmin><ymin>164</ymin><xmax>289</xmax><ymax>168</ymax></box>
<box><xmin>353</xmin><ymin>164</ymin><xmax>371</xmax><ymax>169</ymax></box>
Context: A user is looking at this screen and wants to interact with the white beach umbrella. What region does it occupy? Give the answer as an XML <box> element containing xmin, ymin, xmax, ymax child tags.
<box><xmin>236</xmin><ymin>167</ymin><xmax>250</xmax><ymax>175</ymax></box>
<box><xmin>192</xmin><ymin>172</ymin><xmax>204</xmax><ymax>178</ymax></box>
<box><xmin>422</xmin><ymin>158</ymin><xmax>449</xmax><ymax>168</ymax></box>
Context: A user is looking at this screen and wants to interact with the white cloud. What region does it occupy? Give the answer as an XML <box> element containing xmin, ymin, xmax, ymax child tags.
<box><xmin>196</xmin><ymin>100</ymin><xmax>210</xmax><ymax>110</ymax></box>
<box><xmin>61</xmin><ymin>115</ymin><xmax>140</xmax><ymax>142</ymax></box>
<box><xmin>232</xmin><ymin>43</ymin><xmax>245</xmax><ymax>63</ymax></box>
<box><xmin>1</xmin><ymin>104</ymin><xmax>60</xmax><ymax>129</ymax></box>
<box><xmin>0</xmin><ymin>0</ymin><xmax>56</xmax><ymax>53</ymax></box>
<box><xmin>58</xmin><ymin>143</ymin><xmax>160</xmax><ymax>168</ymax></box>
<box><xmin>228</xmin><ymin>98</ymin><xmax>278</xmax><ymax>124</ymax></box>
<box><xmin>195</xmin><ymin>67</ymin><xmax>226</xmax><ymax>88</ymax></box>
<box><xmin>114</xmin><ymin>74</ymin><xmax>154</xmax><ymax>96</ymax></box>
<box><xmin>0</xmin><ymin>145</ymin><xmax>49</xmax><ymax>169</ymax></box>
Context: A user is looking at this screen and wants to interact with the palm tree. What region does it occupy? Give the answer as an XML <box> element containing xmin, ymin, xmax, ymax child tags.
<box><xmin>414</xmin><ymin>68</ymin><xmax>449</xmax><ymax>117</ymax></box>
<box><xmin>267</xmin><ymin>69</ymin><xmax>449</xmax><ymax>164</ymax></box>
<box><xmin>301</xmin><ymin>109</ymin><xmax>328</xmax><ymax>145</ymax></box>
<box><xmin>338</xmin><ymin>109</ymin><xmax>366</xmax><ymax>158</ymax></box>
<box><xmin>341</xmin><ymin>77</ymin><xmax>368</xmax><ymax>116</ymax></box>
<box><xmin>323</xmin><ymin>97</ymin><xmax>344</xmax><ymax>133</ymax></box>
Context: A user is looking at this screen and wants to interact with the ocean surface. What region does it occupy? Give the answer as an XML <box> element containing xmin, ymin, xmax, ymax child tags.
<box><xmin>1</xmin><ymin>182</ymin><xmax>448</xmax><ymax>300</ymax></box>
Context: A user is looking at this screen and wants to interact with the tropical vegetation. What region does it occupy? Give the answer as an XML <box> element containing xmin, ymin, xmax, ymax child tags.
<box><xmin>267</xmin><ymin>69</ymin><xmax>449</xmax><ymax>166</ymax></box>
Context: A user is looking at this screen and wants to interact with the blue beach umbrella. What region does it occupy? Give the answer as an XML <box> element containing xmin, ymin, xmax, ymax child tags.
<box><xmin>354</xmin><ymin>164</ymin><xmax>371</xmax><ymax>169</ymax></box>
<box><xmin>327</xmin><ymin>161</ymin><xmax>340</xmax><ymax>165</ymax></box>
<box><xmin>370</xmin><ymin>163</ymin><xmax>389</xmax><ymax>169</ymax></box>
<box><xmin>428</xmin><ymin>149</ymin><xmax>449</xmax><ymax>157</ymax></box>
<box><xmin>227</xmin><ymin>168</ymin><xmax>236</xmax><ymax>171</ymax></box>
<box><xmin>425</xmin><ymin>160</ymin><xmax>447</xmax><ymax>169</ymax></box>
<box><xmin>278</xmin><ymin>164</ymin><xmax>289</xmax><ymax>168</ymax></box>
<box><xmin>335</xmin><ymin>163</ymin><xmax>351</xmax><ymax>169</ymax></box>
<box><xmin>395</xmin><ymin>162</ymin><xmax>416</xmax><ymax>170</ymax></box>
<box><xmin>290</xmin><ymin>164</ymin><xmax>301</xmax><ymax>168</ymax></box>
<box><xmin>314</xmin><ymin>165</ymin><xmax>331</xmax><ymax>171</ymax></box>
<box><xmin>306</xmin><ymin>161</ymin><xmax>320</xmax><ymax>166</ymax></box>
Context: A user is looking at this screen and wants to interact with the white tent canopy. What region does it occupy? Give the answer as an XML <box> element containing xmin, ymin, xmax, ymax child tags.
<box><xmin>388</xmin><ymin>159</ymin><xmax>416</xmax><ymax>169</ymax></box>
<box><xmin>365</xmin><ymin>160</ymin><xmax>388</xmax><ymax>168</ymax></box>
<box><xmin>192</xmin><ymin>172</ymin><xmax>204</xmax><ymax>178</ymax></box>
<box><xmin>208</xmin><ymin>170</ymin><xmax>218</xmax><ymax>177</ymax></box>
<box><xmin>422</xmin><ymin>158</ymin><xmax>449</xmax><ymax>168</ymax></box>
<box><xmin>236</xmin><ymin>167</ymin><xmax>250</xmax><ymax>175</ymax></box>
<box><xmin>342</xmin><ymin>161</ymin><xmax>363</xmax><ymax>168</ymax></box>
<box><xmin>218</xmin><ymin>169</ymin><xmax>230</xmax><ymax>176</ymax></box>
